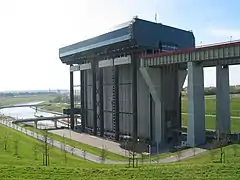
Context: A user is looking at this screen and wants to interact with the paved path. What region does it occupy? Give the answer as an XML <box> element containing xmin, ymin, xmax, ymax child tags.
<box><xmin>0</xmin><ymin>118</ymin><xmax>207</xmax><ymax>164</ymax></box>
<box><xmin>49</xmin><ymin>129</ymin><xmax>129</xmax><ymax>157</ymax></box>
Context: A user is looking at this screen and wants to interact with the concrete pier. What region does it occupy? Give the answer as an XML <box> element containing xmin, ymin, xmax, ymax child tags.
<box><xmin>187</xmin><ymin>62</ymin><xmax>205</xmax><ymax>146</ymax></box>
<box><xmin>216</xmin><ymin>65</ymin><xmax>231</xmax><ymax>134</ymax></box>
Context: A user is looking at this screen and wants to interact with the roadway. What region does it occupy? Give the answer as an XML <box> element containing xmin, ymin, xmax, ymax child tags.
<box><xmin>0</xmin><ymin>118</ymin><xmax>207</xmax><ymax>164</ymax></box>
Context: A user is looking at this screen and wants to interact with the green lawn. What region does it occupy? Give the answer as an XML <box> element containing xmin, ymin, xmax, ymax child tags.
<box><xmin>0</xmin><ymin>124</ymin><xmax>95</xmax><ymax>167</ymax></box>
<box><xmin>182</xmin><ymin>95</ymin><xmax>240</xmax><ymax>116</ymax></box>
<box><xmin>182</xmin><ymin>114</ymin><xmax>240</xmax><ymax>132</ymax></box>
<box><xmin>0</xmin><ymin>94</ymin><xmax>57</xmax><ymax>106</ymax></box>
<box><xmin>19</xmin><ymin>124</ymin><xmax>181</xmax><ymax>162</ymax></box>
<box><xmin>19</xmin><ymin>124</ymin><xmax>129</xmax><ymax>161</ymax></box>
<box><xmin>1</xmin><ymin>163</ymin><xmax>240</xmax><ymax>180</ymax></box>
<box><xmin>40</xmin><ymin>103</ymin><xmax>70</xmax><ymax>113</ymax></box>
<box><xmin>2</xmin><ymin>120</ymin><xmax>240</xmax><ymax>179</ymax></box>
<box><xmin>185</xmin><ymin>144</ymin><xmax>240</xmax><ymax>164</ymax></box>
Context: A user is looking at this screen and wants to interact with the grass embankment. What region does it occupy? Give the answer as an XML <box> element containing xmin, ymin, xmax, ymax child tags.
<box><xmin>19</xmin><ymin>124</ymin><xmax>128</xmax><ymax>161</ymax></box>
<box><xmin>2</xmin><ymin>119</ymin><xmax>240</xmax><ymax>179</ymax></box>
<box><xmin>19</xmin><ymin>124</ymin><xmax>180</xmax><ymax>162</ymax></box>
<box><xmin>185</xmin><ymin>144</ymin><xmax>240</xmax><ymax>164</ymax></box>
<box><xmin>0</xmin><ymin>94</ymin><xmax>57</xmax><ymax>106</ymax></box>
<box><xmin>0</xmin><ymin>124</ymin><xmax>94</xmax><ymax>167</ymax></box>
<box><xmin>39</xmin><ymin>103</ymin><xmax>69</xmax><ymax>113</ymax></box>
<box><xmin>1</xmin><ymin>163</ymin><xmax>240</xmax><ymax>180</ymax></box>
<box><xmin>182</xmin><ymin>96</ymin><xmax>240</xmax><ymax>132</ymax></box>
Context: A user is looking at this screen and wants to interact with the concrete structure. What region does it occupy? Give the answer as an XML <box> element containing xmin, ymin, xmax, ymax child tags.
<box><xmin>13</xmin><ymin>115</ymin><xmax>78</xmax><ymax>129</ymax></box>
<box><xmin>59</xmin><ymin>17</ymin><xmax>194</xmax><ymax>148</ymax></box>
<box><xmin>141</xmin><ymin>40</ymin><xmax>240</xmax><ymax>146</ymax></box>
<box><xmin>59</xmin><ymin>17</ymin><xmax>240</xmax><ymax>148</ymax></box>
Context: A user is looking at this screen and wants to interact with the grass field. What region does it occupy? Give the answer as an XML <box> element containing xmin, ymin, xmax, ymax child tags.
<box><xmin>20</xmin><ymin>123</ymin><xmax>178</xmax><ymax>162</ymax></box>
<box><xmin>181</xmin><ymin>95</ymin><xmax>240</xmax><ymax>132</ymax></box>
<box><xmin>0</xmin><ymin>94</ymin><xmax>57</xmax><ymax>106</ymax></box>
<box><xmin>40</xmin><ymin>103</ymin><xmax>69</xmax><ymax>113</ymax></box>
<box><xmin>2</xmin><ymin>119</ymin><xmax>240</xmax><ymax>179</ymax></box>
<box><xmin>1</xmin><ymin>163</ymin><xmax>240</xmax><ymax>180</ymax></box>
<box><xmin>18</xmin><ymin>124</ymin><xmax>128</xmax><ymax>161</ymax></box>
<box><xmin>0</xmin><ymin>124</ymin><xmax>96</xmax><ymax>167</ymax></box>
<box><xmin>182</xmin><ymin>95</ymin><xmax>240</xmax><ymax>116</ymax></box>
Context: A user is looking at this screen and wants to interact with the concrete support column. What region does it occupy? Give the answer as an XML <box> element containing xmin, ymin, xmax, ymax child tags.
<box><xmin>34</xmin><ymin>120</ymin><xmax>37</xmax><ymax>129</ymax></box>
<box><xmin>140</xmin><ymin>67</ymin><xmax>163</xmax><ymax>144</ymax></box>
<box><xmin>70</xmin><ymin>65</ymin><xmax>75</xmax><ymax>130</ymax></box>
<box><xmin>187</xmin><ymin>62</ymin><xmax>205</xmax><ymax>146</ymax></box>
<box><xmin>54</xmin><ymin>120</ymin><xmax>57</xmax><ymax>128</ymax></box>
<box><xmin>216</xmin><ymin>65</ymin><xmax>230</xmax><ymax>134</ymax></box>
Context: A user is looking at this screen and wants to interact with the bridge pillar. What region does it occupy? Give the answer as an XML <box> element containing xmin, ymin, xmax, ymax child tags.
<box><xmin>216</xmin><ymin>65</ymin><xmax>230</xmax><ymax>134</ymax></box>
<box><xmin>34</xmin><ymin>120</ymin><xmax>37</xmax><ymax>129</ymax></box>
<box><xmin>187</xmin><ymin>62</ymin><xmax>205</xmax><ymax>146</ymax></box>
<box><xmin>54</xmin><ymin>119</ymin><xmax>58</xmax><ymax>128</ymax></box>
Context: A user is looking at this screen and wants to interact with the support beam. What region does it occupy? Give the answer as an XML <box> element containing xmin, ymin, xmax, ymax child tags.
<box><xmin>140</xmin><ymin>67</ymin><xmax>163</xmax><ymax>144</ymax></box>
<box><xmin>34</xmin><ymin>120</ymin><xmax>37</xmax><ymax>129</ymax></box>
<box><xmin>70</xmin><ymin>66</ymin><xmax>75</xmax><ymax>130</ymax></box>
<box><xmin>80</xmin><ymin>70</ymin><xmax>85</xmax><ymax>132</ymax></box>
<box><xmin>216</xmin><ymin>65</ymin><xmax>230</xmax><ymax>134</ymax></box>
<box><xmin>99</xmin><ymin>68</ymin><xmax>104</xmax><ymax>137</ymax></box>
<box><xmin>114</xmin><ymin>66</ymin><xmax>120</xmax><ymax>141</ymax></box>
<box><xmin>92</xmin><ymin>61</ymin><xmax>97</xmax><ymax>135</ymax></box>
<box><xmin>187</xmin><ymin>62</ymin><xmax>205</xmax><ymax>146</ymax></box>
<box><xmin>54</xmin><ymin>120</ymin><xmax>57</xmax><ymax>128</ymax></box>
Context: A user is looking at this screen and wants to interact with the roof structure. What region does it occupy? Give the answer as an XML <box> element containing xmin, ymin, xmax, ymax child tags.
<box><xmin>59</xmin><ymin>18</ymin><xmax>195</xmax><ymax>64</ymax></box>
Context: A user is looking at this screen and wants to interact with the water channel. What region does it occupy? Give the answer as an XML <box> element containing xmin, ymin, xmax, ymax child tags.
<box><xmin>0</xmin><ymin>101</ymin><xmax>68</xmax><ymax>129</ymax></box>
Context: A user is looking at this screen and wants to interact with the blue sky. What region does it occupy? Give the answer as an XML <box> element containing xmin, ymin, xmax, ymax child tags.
<box><xmin>0</xmin><ymin>0</ymin><xmax>240</xmax><ymax>91</ymax></box>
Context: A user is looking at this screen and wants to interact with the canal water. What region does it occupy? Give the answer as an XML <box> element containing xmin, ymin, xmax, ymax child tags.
<box><xmin>0</xmin><ymin>101</ymin><xmax>67</xmax><ymax>128</ymax></box>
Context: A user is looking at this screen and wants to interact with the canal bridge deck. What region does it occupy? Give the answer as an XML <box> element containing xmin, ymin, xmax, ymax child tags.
<box><xmin>140</xmin><ymin>40</ymin><xmax>240</xmax><ymax>67</ymax></box>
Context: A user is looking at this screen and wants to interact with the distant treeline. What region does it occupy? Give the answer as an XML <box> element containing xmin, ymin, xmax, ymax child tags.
<box><xmin>0</xmin><ymin>91</ymin><xmax>58</xmax><ymax>98</ymax></box>
<box><xmin>183</xmin><ymin>85</ymin><xmax>240</xmax><ymax>96</ymax></box>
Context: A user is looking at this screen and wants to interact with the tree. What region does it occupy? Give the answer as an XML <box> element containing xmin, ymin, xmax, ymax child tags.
<box><xmin>62</xmin><ymin>134</ymin><xmax>67</xmax><ymax>163</ymax></box>
<box><xmin>232</xmin><ymin>144</ymin><xmax>238</xmax><ymax>157</ymax></box>
<box><xmin>100</xmin><ymin>145</ymin><xmax>108</xmax><ymax>163</ymax></box>
<box><xmin>42</xmin><ymin>130</ymin><xmax>50</xmax><ymax>166</ymax></box>
<box><xmin>32</xmin><ymin>145</ymin><xmax>38</xmax><ymax>160</ymax></box>
<box><xmin>175</xmin><ymin>148</ymin><xmax>182</xmax><ymax>161</ymax></box>
<box><xmin>14</xmin><ymin>139</ymin><xmax>19</xmax><ymax>156</ymax></box>
<box><xmin>192</xmin><ymin>147</ymin><xmax>196</xmax><ymax>156</ymax></box>
<box><xmin>4</xmin><ymin>132</ymin><xmax>9</xmax><ymax>151</ymax></box>
<box><xmin>82</xmin><ymin>149</ymin><xmax>86</xmax><ymax>160</ymax></box>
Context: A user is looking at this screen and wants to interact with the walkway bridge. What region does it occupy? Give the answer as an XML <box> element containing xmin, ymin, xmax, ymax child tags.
<box><xmin>13</xmin><ymin>115</ymin><xmax>80</xmax><ymax>129</ymax></box>
<box><xmin>140</xmin><ymin>40</ymin><xmax>240</xmax><ymax>147</ymax></box>
<box><xmin>0</xmin><ymin>103</ymin><xmax>52</xmax><ymax>109</ymax></box>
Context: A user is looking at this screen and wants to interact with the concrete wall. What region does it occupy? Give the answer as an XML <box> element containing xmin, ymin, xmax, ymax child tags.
<box><xmin>118</xmin><ymin>64</ymin><xmax>133</xmax><ymax>135</ymax></box>
<box><xmin>86</xmin><ymin>69</ymin><xmax>94</xmax><ymax>128</ymax></box>
<box><xmin>103</xmin><ymin>67</ymin><xmax>113</xmax><ymax>132</ymax></box>
<box><xmin>137</xmin><ymin>68</ymin><xmax>150</xmax><ymax>138</ymax></box>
